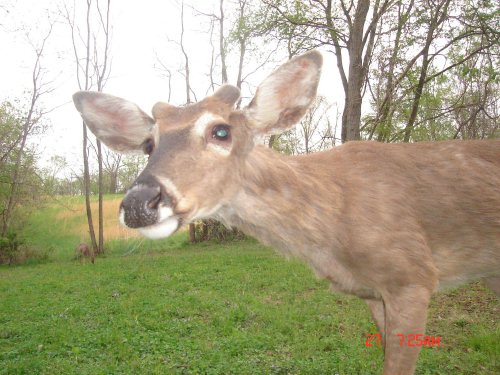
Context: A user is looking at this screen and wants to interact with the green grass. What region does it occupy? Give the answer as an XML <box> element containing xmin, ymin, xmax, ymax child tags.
<box><xmin>0</xmin><ymin>197</ymin><xmax>498</xmax><ymax>374</ymax></box>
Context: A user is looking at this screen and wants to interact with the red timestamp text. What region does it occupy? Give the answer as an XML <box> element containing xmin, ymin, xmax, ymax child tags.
<box><xmin>397</xmin><ymin>333</ymin><xmax>441</xmax><ymax>347</ymax></box>
<box><xmin>365</xmin><ymin>333</ymin><xmax>441</xmax><ymax>347</ymax></box>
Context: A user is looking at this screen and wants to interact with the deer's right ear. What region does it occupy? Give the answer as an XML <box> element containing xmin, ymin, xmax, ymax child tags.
<box><xmin>72</xmin><ymin>91</ymin><xmax>155</xmax><ymax>153</ymax></box>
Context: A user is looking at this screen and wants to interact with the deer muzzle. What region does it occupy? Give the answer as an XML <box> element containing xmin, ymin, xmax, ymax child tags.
<box><xmin>119</xmin><ymin>178</ymin><xmax>180</xmax><ymax>239</ymax></box>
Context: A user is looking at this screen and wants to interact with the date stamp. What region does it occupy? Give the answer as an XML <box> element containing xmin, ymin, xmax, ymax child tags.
<box><xmin>365</xmin><ymin>333</ymin><xmax>441</xmax><ymax>347</ymax></box>
<box><xmin>365</xmin><ymin>333</ymin><xmax>383</xmax><ymax>347</ymax></box>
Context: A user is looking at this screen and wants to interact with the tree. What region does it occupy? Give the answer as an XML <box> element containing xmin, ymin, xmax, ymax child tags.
<box><xmin>63</xmin><ymin>0</ymin><xmax>112</xmax><ymax>254</ymax></box>
<box><xmin>41</xmin><ymin>155</ymin><xmax>68</xmax><ymax>194</ymax></box>
<box><xmin>118</xmin><ymin>155</ymin><xmax>147</xmax><ymax>193</ymax></box>
<box><xmin>264</xmin><ymin>0</ymin><xmax>393</xmax><ymax>142</ymax></box>
<box><xmin>1</xmin><ymin>24</ymin><xmax>53</xmax><ymax>236</ymax></box>
<box><xmin>364</xmin><ymin>0</ymin><xmax>499</xmax><ymax>142</ymax></box>
<box><xmin>272</xmin><ymin>96</ymin><xmax>339</xmax><ymax>155</ymax></box>
<box><xmin>102</xmin><ymin>149</ymin><xmax>122</xmax><ymax>194</ymax></box>
<box><xmin>0</xmin><ymin>101</ymin><xmax>45</xmax><ymax>236</ymax></box>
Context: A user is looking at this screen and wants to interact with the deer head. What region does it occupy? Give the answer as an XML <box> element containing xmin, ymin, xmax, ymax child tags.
<box><xmin>73</xmin><ymin>50</ymin><xmax>322</xmax><ymax>239</ymax></box>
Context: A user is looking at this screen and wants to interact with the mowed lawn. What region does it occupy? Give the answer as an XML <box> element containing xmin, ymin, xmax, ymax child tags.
<box><xmin>0</xmin><ymin>197</ymin><xmax>498</xmax><ymax>374</ymax></box>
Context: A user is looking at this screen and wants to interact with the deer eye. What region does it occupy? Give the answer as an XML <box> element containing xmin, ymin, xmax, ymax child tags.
<box><xmin>212</xmin><ymin>124</ymin><xmax>231</xmax><ymax>141</ymax></box>
<box><xmin>143</xmin><ymin>138</ymin><xmax>154</xmax><ymax>155</ymax></box>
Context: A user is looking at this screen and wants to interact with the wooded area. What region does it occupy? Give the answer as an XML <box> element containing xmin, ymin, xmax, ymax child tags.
<box><xmin>1</xmin><ymin>0</ymin><xmax>498</xmax><ymax>262</ymax></box>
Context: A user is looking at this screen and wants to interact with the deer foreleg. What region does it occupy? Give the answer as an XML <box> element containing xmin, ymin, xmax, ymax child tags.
<box><xmin>365</xmin><ymin>298</ymin><xmax>386</xmax><ymax>349</ymax></box>
<box><xmin>381</xmin><ymin>285</ymin><xmax>433</xmax><ymax>375</ymax></box>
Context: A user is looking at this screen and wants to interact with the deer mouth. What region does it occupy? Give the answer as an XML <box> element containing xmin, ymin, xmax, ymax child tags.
<box><xmin>119</xmin><ymin>183</ymin><xmax>182</xmax><ymax>239</ymax></box>
<box><xmin>137</xmin><ymin>212</ymin><xmax>181</xmax><ymax>239</ymax></box>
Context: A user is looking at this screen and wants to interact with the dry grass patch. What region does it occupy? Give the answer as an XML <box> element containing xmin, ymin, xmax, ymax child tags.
<box><xmin>55</xmin><ymin>198</ymin><xmax>140</xmax><ymax>240</ymax></box>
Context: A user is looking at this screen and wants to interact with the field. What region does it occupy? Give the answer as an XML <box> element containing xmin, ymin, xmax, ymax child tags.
<box><xmin>0</xmin><ymin>196</ymin><xmax>498</xmax><ymax>374</ymax></box>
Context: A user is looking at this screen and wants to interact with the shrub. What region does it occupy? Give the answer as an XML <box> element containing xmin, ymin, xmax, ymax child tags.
<box><xmin>0</xmin><ymin>231</ymin><xmax>22</xmax><ymax>265</ymax></box>
<box><xmin>194</xmin><ymin>219</ymin><xmax>246</xmax><ymax>243</ymax></box>
<box><xmin>0</xmin><ymin>231</ymin><xmax>51</xmax><ymax>265</ymax></box>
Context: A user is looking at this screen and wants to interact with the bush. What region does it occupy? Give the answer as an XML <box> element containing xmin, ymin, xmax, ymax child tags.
<box><xmin>194</xmin><ymin>219</ymin><xmax>246</xmax><ymax>243</ymax></box>
<box><xmin>0</xmin><ymin>231</ymin><xmax>51</xmax><ymax>265</ymax></box>
<box><xmin>0</xmin><ymin>231</ymin><xmax>22</xmax><ymax>265</ymax></box>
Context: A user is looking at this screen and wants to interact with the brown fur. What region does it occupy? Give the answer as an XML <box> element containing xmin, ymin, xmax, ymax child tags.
<box><xmin>73</xmin><ymin>50</ymin><xmax>499</xmax><ymax>374</ymax></box>
<box><xmin>76</xmin><ymin>243</ymin><xmax>94</xmax><ymax>264</ymax></box>
<box><xmin>212</xmin><ymin>140</ymin><xmax>499</xmax><ymax>374</ymax></box>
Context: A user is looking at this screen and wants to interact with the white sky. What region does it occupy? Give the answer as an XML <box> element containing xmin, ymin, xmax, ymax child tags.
<box><xmin>0</xmin><ymin>0</ymin><xmax>341</xmax><ymax>176</ymax></box>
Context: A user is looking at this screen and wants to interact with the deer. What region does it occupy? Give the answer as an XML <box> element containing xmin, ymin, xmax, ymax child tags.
<box><xmin>72</xmin><ymin>50</ymin><xmax>500</xmax><ymax>374</ymax></box>
<box><xmin>76</xmin><ymin>242</ymin><xmax>94</xmax><ymax>264</ymax></box>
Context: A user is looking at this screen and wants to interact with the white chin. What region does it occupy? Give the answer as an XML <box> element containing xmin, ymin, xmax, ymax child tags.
<box><xmin>138</xmin><ymin>217</ymin><xmax>179</xmax><ymax>239</ymax></box>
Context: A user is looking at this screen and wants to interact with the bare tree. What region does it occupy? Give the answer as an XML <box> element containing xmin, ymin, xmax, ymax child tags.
<box><xmin>63</xmin><ymin>0</ymin><xmax>112</xmax><ymax>254</ymax></box>
<box><xmin>94</xmin><ymin>0</ymin><xmax>112</xmax><ymax>254</ymax></box>
<box><xmin>2</xmin><ymin>24</ymin><xmax>54</xmax><ymax>235</ymax></box>
<box><xmin>179</xmin><ymin>1</ymin><xmax>196</xmax><ymax>242</ymax></box>
<box><xmin>272</xmin><ymin>97</ymin><xmax>338</xmax><ymax>155</ymax></box>
<box><xmin>264</xmin><ymin>0</ymin><xmax>393</xmax><ymax>142</ymax></box>
<box><xmin>219</xmin><ymin>0</ymin><xmax>228</xmax><ymax>83</ymax></box>
<box><xmin>102</xmin><ymin>149</ymin><xmax>122</xmax><ymax>193</ymax></box>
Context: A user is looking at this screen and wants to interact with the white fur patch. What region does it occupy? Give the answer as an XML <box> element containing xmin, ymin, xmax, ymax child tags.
<box><xmin>192</xmin><ymin>203</ymin><xmax>222</xmax><ymax>221</ymax></box>
<box><xmin>158</xmin><ymin>204</ymin><xmax>174</xmax><ymax>221</ymax></box>
<box><xmin>207</xmin><ymin>143</ymin><xmax>231</xmax><ymax>156</ymax></box>
<box><xmin>192</xmin><ymin>112</ymin><xmax>223</xmax><ymax>137</ymax></box>
<box><xmin>138</xmin><ymin>217</ymin><xmax>179</xmax><ymax>239</ymax></box>
<box><xmin>156</xmin><ymin>177</ymin><xmax>183</xmax><ymax>202</ymax></box>
<box><xmin>139</xmin><ymin>202</ymin><xmax>178</xmax><ymax>239</ymax></box>
<box><xmin>119</xmin><ymin>208</ymin><xmax>126</xmax><ymax>227</ymax></box>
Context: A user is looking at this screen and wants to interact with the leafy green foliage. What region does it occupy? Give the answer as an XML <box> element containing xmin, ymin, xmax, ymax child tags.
<box><xmin>0</xmin><ymin>101</ymin><xmax>46</xmax><ymax>235</ymax></box>
<box><xmin>0</xmin><ymin>231</ymin><xmax>22</xmax><ymax>265</ymax></box>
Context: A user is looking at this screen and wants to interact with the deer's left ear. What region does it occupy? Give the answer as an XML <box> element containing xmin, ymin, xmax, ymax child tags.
<box><xmin>243</xmin><ymin>50</ymin><xmax>322</xmax><ymax>135</ymax></box>
<box><xmin>73</xmin><ymin>91</ymin><xmax>155</xmax><ymax>153</ymax></box>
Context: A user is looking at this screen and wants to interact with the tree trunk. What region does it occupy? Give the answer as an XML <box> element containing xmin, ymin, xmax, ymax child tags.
<box><xmin>97</xmin><ymin>139</ymin><xmax>104</xmax><ymax>254</ymax></box>
<box><xmin>341</xmin><ymin>0</ymin><xmax>370</xmax><ymax>143</ymax></box>
<box><xmin>1</xmin><ymin>103</ymin><xmax>33</xmax><ymax>236</ymax></box>
<box><xmin>403</xmin><ymin>0</ymin><xmax>451</xmax><ymax>142</ymax></box>
<box><xmin>403</xmin><ymin>48</ymin><xmax>430</xmax><ymax>142</ymax></box>
<box><xmin>82</xmin><ymin>121</ymin><xmax>98</xmax><ymax>253</ymax></box>
<box><xmin>370</xmin><ymin>0</ymin><xmax>413</xmax><ymax>142</ymax></box>
<box><xmin>189</xmin><ymin>223</ymin><xmax>196</xmax><ymax>243</ymax></box>
<box><xmin>219</xmin><ymin>0</ymin><xmax>228</xmax><ymax>83</ymax></box>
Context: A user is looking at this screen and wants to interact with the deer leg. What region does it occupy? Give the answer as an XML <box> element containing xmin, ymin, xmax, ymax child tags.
<box><xmin>365</xmin><ymin>298</ymin><xmax>386</xmax><ymax>349</ymax></box>
<box><xmin>381</xmin><ymin>285</ymin><xmax>433</xmax><ymax>375</ymax></box>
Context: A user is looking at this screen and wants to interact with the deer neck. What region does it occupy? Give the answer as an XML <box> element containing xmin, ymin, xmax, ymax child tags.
<box><xmin>218</xmin><ymin>146</ymin><xmax>344</xmax><ymax>260</ymax></box>
<box><xmin>216</xmin><ymin>146</ymin><xmax>379</xmax><ymax>298</ymax></box>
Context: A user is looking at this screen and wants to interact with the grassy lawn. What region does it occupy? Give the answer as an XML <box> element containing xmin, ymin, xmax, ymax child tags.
<box><xmin>0</xmin><ymin>197</ymin><xmax>498</xmax><ymax>374</ymax></box>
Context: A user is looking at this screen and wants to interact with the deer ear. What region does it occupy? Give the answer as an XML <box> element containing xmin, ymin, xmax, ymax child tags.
<box><xmin>213</xmin><ymin>84</ymin><xmax>241</xmax><ymax>107</ymax></box>
<box><xmin>244</xmin><ymin>50</ymin><xmax>322</xmax><ymax>135</ymax></box>
<box><xmin>72</xmin><ymin>91</ymin><xmax>155</xmax><ymax>153</ymax></box>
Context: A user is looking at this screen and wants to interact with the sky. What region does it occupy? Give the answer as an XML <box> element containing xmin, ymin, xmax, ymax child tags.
<box><xmin>0</xmin><ymin>0</ymin><xmax>341</xmax><ymax>177</ymax></box>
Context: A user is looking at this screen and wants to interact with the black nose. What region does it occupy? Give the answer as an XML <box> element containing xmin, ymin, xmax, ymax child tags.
<box><xmin>121</xmin><ymin>185</ymin><xmax>162</xmax><ymax>228</ymax></box>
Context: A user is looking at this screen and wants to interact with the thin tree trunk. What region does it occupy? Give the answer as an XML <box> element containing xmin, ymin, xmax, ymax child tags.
<box><xmin>180</xmin><ymin>1</ymin><xmax>196</xmax><ymax>242</ymax></box>
<box><xmin>342</xmin><ymin>0</ymin><xmax>370</xmax><ymax>143</ymax></box>
<box><xmin>403</xmin><ymin>0</ymin><xmax>451</xmax><ymax>142</ymax></box>
<box><xmin>82</xmin><ymin>121</ymin><xmax>98</xmax><ymax>252</ymax></box>
<box><xmin>403</xmin><ymin>49</ymin><xmax>430</xmax><ymax>142</ymax></box>
<box><xmin>370</xmin><ymin>0</ymin><xmax>414</xmax><ymax>141</ymax></box>
<box><xmin>95</xmin><ymin>0</ymin><xmax>111</xmax><ymax>254</ymax></box>
<box><xmin>97</xmin><ymin>140</ymin><xmax>104</xmax><ymax>253</ymax></box>
<box><xmin>189</xmin><ymin>223</ymin><xmax>196</xmax><ymax>242</ymax></box>
<box><xmin>219</xmin><ymin>0</ymin><xmax>228</xmax><ymax>83</ymax></box>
